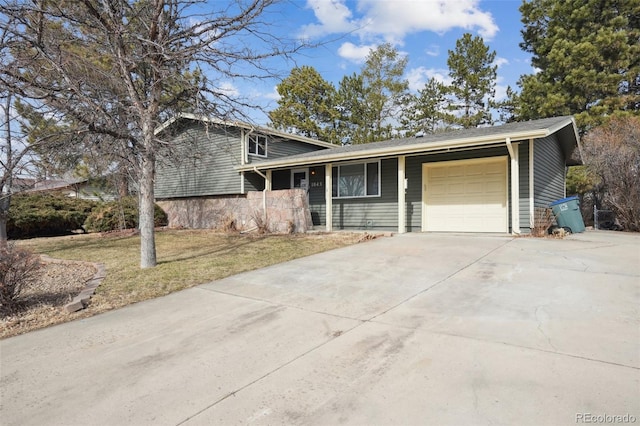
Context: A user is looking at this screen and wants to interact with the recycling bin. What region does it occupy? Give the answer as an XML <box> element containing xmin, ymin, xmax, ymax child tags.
<box><xmin>550</xmin><ymin>196</ymin><xmax>585</xmax><ymax>233</ymax></box>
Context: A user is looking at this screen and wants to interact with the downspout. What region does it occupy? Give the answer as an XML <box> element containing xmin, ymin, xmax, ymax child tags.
<box><xmin>240</xmin><ymin>128</ymin><xmax>254</xmax><ymax>194</ymax></box>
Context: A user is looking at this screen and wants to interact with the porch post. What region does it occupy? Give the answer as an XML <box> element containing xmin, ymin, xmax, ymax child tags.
<box><xmin>397</xmin><ymin>155</ymin><xmax>406</xmax><ymax>233</ymax></box>
<box><xmin>529</xmin><ymin>138</ymin><xmax>535</xmax><ymax>229</ymax></box>
<box><xmin>506</xmin><ymin>137</ymin><xmax>520</xmax><ymax>234</ymax></box>
<box><xmin>265</xmin><ymin>170</ymin><xmax>272</xmax><ymax>191</ymax></box>
<box><xmin>325</xmin><ymin>163</ymin><xmax>333</xmax><ymax>232</ymax></box>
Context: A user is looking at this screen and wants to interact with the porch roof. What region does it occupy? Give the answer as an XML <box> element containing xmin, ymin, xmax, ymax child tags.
<box><xmin>237</xmin><ymin>116</ymin><xmax>582</xmax><ymax>171</ymax></box>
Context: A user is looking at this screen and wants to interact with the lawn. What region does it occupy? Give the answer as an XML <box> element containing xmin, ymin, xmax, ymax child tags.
<box><xmin>4</xmin><ymin>229</ymin><xmax>366</xmax><ymax>337</ymax></box>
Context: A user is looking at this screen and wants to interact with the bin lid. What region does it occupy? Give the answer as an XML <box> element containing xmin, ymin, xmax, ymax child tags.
<box><xmin>549</xmin><ymin>195</ymin><xmax>579</xmax><ymax>206</ymax></box>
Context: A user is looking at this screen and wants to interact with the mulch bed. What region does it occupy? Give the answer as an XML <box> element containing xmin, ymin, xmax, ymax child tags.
<box><xmin>0</xmin><ymin>260</ymin><xmax>96</xmax><ymax>339</ymax></box>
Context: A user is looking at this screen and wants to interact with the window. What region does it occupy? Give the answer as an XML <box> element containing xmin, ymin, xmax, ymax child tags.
<box><xmin>248</xmin><ymin>134</ymin><xmax>267</xmax><ymax>157</ymax></box>
<box><xmin>332</xmin><ymin>161</ymin><xmax>380</xmax><ymax>198</ymax></box>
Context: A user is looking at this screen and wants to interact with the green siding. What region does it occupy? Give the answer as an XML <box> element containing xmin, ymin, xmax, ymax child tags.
<box><xmin>247</xmin><ymin>137</ymin><xmax>330</xmax><ymax>164</ymax></box>
<box><xmin>155</xmin><ymin>123</ymin><xmax>243</xmax><ymax>198</ymax></box>
<box><xmin>534</xmin><ymin>135</ymin><xmax>566</xmax><ymax>209</ymax></box>
<box><xmin>332</xmin><ymin>158</ymin><xmax>398</xmax><ymax>231</ymax></box>
<box><xmin>156</xmin><ymin>122</ymin><xmax>328</xmax><ymax>199</ymax></box>
<box><xmin>308</xmin><ymin>166</ymin><xmax>326</xmax><ymax>226</ymax></box>
<box><xmin>518</xmin><ymin>140</ymin><xmax>531</xmax><ymax>231</ymax></box>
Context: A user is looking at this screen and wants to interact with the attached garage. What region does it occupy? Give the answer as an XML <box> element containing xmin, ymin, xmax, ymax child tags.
<box><xmin>238</xmin><ymin>116</ymin><xmax>583</xmax><ymax>235</ymax></box>
<box><xmin>422</xmin><ymin>157</ymin><xmax>508</xmax><ymax>233</ymax></box>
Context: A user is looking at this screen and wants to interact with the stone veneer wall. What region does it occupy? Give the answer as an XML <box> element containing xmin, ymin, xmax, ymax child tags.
<box><xmin>156</xmin><ymin>189</ymin><xmax>313</xmax><ymax>233</ymax></box>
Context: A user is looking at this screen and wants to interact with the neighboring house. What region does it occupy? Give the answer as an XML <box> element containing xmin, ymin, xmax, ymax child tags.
<box><xmin>237</xmin><ymin>115</ymin><xmax>582</xmax><ymax>234</ymax></box>
<box><xmin>154</xmin><ymin>114</ymin><xmax>337</xmax><ymax>232</ymax></box>
<box><xmin>156</xmin><ymin>115</ymin><xmax>582</xmax><ymax>235</ymax></box>
<box><xmin>29</xmin><ymin>178</ymin><xmax>116</xmax><ymax>201</ymax></box>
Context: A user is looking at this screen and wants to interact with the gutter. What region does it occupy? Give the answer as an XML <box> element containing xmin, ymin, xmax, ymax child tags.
<box><xmin>236</xmin><ymin>129</ymin><xmax>553</xmax><ymax>172</ymax></box>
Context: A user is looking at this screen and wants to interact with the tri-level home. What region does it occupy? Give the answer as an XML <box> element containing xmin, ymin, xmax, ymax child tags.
<box><xmin>155</xmin><ymin>114</ymin><xmax>582</xmax><ymax>234</ymax></box>
<box><xmin>154</xmin><ymin>113</ymin><xmax>336</xmax><ymax>232</ymax></box>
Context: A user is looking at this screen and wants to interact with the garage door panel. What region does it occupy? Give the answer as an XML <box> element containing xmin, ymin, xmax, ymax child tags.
<box><xmin>423</xmin><ymin>157</ymin><xmax>508</xmax><ymax>233</ymax></box>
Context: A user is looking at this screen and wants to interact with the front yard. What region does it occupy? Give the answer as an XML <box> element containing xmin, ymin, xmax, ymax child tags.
<box><xmin>2</xmin><ymin>229</ymin><xmax>366</xmax><ymax>338</ymax></box>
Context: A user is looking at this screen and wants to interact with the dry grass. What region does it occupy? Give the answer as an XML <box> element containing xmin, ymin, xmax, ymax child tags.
<box><xmin>4</xmin><ymin>229</ymin><xmax>365</xmax><ymax>337</ymax></box>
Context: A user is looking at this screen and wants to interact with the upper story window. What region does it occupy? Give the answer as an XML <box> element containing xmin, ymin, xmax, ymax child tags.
<box><xmin>248</xmin><ymin>134</ymin><xmax>267</xmax><ymax>157</ymax></box>
<box><xmin>332</xmin><ymin>161</ymin><xmax>380</xmax><ymax>198</ymax></box>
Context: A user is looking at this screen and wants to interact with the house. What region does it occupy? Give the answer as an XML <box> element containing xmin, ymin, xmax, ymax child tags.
<box><xmin>237</xmin><ymin>115</ymin><xmax>582</xmax><ymax>234</ymax></box>
<box><xmin>154</xmin><ymin>113</ymin><xmax>337</xmax><ymax>232</ymax></box>
<box><xmin>155</xmin><ymin>115</ymin><xmax>581</xmax><ymax>234</ymax></box>
<box><xmin>29</xmin><ymin>177</ymin><xmax>116</xmax><ymax>201</ymax></box>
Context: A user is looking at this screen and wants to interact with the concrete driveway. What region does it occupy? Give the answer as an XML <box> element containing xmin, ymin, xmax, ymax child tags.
<box><xmin>1</xmin><ymin>231</ymin><xmax>639</xmax><ymax>425</ymax></box>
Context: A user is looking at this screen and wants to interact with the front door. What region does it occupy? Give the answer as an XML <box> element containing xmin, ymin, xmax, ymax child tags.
<box><xmin>291</xmin><ymin>168</ymin><xmax>309</xmax><ymax>191</ymax></box>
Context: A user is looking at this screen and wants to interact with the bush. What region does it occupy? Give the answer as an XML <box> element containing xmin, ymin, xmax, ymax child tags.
<box><xmin>0</xmin><ymin>244</ymin><xmax>42</xmax><ymax>316</ymax></box>
<box><xmin>7</xmin><ymin>193</ymin><xmax>97</xmax><ymax>238</ymax></box>
<box><xmin>83</xmin><ymin>196</ymin><xmax>168</xmax><ymax>232</ymax></box>
<box><xmin>583</xmin><ymin>116</ymin><xmax>640</xmax><ymax>232</ymax></box>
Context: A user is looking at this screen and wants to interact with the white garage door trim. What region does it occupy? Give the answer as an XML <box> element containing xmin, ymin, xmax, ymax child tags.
<box><xmin>422</xmin><ymin>156</ymin><xmax>508</xmax><ymax>233</ymax></box>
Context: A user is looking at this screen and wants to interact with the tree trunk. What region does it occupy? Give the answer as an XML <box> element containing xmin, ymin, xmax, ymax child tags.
<box><xmin>139</xmin><ymin>120</ymin><xmax>157</xmax><ymax>268</ymax></box>
<box><xmin>0</xmin><ymin>212</ymin><xmax>7</xmax><ymax>247</ymax></box>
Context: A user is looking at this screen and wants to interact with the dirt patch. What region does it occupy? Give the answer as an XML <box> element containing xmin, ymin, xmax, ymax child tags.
<box><xmin>1</xmin><ymin>261</ymin><xmax>96</xmax><ymax>339</ymax></box>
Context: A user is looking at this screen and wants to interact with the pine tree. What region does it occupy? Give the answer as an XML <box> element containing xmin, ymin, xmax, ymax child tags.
<box><xmin>516</xmin><ymin>0</ymin><xmax>640</xmax><ymax>131</ymax></box>
<box><xmin>269</xmin><ymin>66</ymin><xmax>339</xmax><ymax>144</ymax></box>
<box><xmin>446</xmin><ymin>33</ymin><xmax>497</xmax><ymax>128</ymax></box>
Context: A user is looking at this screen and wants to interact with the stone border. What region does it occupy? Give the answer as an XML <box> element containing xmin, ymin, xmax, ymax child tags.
<box><xmin>40</xmin><ymin>255</ymin><xmax>106</xmax><ymax>313</ymax></box>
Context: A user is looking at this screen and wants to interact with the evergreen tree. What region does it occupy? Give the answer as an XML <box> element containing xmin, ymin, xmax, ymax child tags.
<box><xmin>361</xmin><ymin>43</ymin><xmax>410</xmax><ymax>141</ymax></box>
<box><xmin>335</xmin><ymin>73</ymin><xmax>369</xmax><ymax>144</ymax></box>
<box><xmin>401</xmin><ymin>78</ymin><xmax>451</xmax><ymax>135</ymax></box>
<box><xmin>336</xmin><ymin>43</ymin><xmax>409</xmax><ymax>144</ymax></box>
<box><xmin>446</xmin><ymin>33</ymin><xmax>497</xmax><ymax>128</ymax></box>
<box><xmin>516</xmin><ymin>0</ymin><xmax>640</xmax><ymax>132</ymax></box>
<box><xmin>268</xmin><ymin>66</ymin><xmax>339</xmax><ymax>144</ymax></box>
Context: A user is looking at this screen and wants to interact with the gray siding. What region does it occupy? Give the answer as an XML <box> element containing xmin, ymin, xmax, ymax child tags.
<box><xmin>332</xmin><ymin>158</ymin><xmax>398</xmax><ymax>231</ymax></box>
<box><xmin>156</xmin><ymin>122</ymin><xmax>329</xmax><ymax>199</ymax></box>
<box><xmin>518</xmin><ymin>140</ymin><xmax>531</xmax><ymax>231</ymax></box>
<box><xmin>156</xmin><ymin>123</ymin><xmax>243</xmax><ymax>198</ymax></box>
<box><xmin>405</xmin><ymin>147</ymin><xmax>510</xmax><ymax>232</ymax></box>
<box><xmin>247</xmin><ymin>137</ymin><xmax>330</xmax><ymax>164</ymax></box>
<box><xmin>533</xmin><ymin>135</ymin><xmax>566</xmax><ymax>209</ymax></box>
<box><xmin>308</xmin><ymin>166</ymin><xmax>326</xmax><ymax>226</ymax></box>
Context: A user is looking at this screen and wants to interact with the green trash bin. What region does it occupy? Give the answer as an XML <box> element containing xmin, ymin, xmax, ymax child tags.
<box><xmin>550</xmin><ymin>196</ymin><xmax>585</xmax><ymax>233</ymax></box>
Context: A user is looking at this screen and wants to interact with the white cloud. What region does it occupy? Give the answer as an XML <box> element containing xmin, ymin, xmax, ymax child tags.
<box><xmin>263</xmin><ymin>86</ymin><xmax>281</xmax><ymax>101</ymax></box>
<box><xmin>301</xmin><ymin>0</ymin><xmax>499</xmax><ymax>42</ymax></box>
<box><xmin>425</xmin><ymin>44</ymin><xmax>440</xmax><ymax>57</ymax></box>
<box><xmin>406</xmin><ymin>66</ymin><xmax>452</xmax><ymax>92</ymax></box>
<box><xmin>299</xmin><ymin>0</ymin><xmax>359</xmax><ymax>39</ymax></box>
<box><xmin>219</xmin><ymin>81</ymin><xmax>239</xmax><ymax>97</ymax></box>
<box><xmin>337</xmin><ymin>42</ymin><xmax>376</xmax><ymax>63</ymax></box>
<box><xmin>494</xmin><ymin>57</ymin><xmax>509</xmax><ymax>68</ymax></box>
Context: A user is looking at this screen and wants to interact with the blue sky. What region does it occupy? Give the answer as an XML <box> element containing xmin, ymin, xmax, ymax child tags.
<box><xmin>218</xmin><ymin>0</ymin><xmax>535</xmax><ymax>125</ymax></box>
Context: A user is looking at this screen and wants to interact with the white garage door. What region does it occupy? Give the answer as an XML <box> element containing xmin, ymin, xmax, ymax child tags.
<box><xmin>422</xmin><ymin>157</ymin><xmax>508</xmax><ymax>232</ymax></box>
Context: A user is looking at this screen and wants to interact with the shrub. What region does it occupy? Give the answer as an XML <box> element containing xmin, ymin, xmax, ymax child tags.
<box><xmin>0</xmin><ymin>244</ymin><xmax>42</xmax><ymax>316</ymax></box>
<box><xmin>7</xmin><ymin>193</ymin><xmax>96</xmax><ymax>238</ymax></box>
<box><xmin>83</xmin><ymin>196</ymin><xmax>168</xmax><ymax>232</ymax></box>
<box><xmin>583</xmin><ymin>116</ymin><xmax>640</xmax><ymax>232</ymax></box>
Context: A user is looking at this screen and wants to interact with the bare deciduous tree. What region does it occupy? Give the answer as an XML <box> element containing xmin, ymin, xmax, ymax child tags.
<box><xmin>0</xmin><ymin>0</ymin><xmax>307</xmax><ymax>267</ymax></box>
<box><xmin>583</xmin><ymin>116</ymin><xmax>640</xmax><ymax>232</ymax></box>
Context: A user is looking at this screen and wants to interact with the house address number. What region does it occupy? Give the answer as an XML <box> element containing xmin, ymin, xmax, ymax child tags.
<box><xmin>310</xmin><ymin>181</ymin><xmax>323</xmax><ymax>188</ymax></box>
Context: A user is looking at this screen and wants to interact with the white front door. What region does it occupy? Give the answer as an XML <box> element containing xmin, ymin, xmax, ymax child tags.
<box><xmin>291</xmin><ymin>168</ymin><xmax>309</xmax><ymax>190</ymax></box>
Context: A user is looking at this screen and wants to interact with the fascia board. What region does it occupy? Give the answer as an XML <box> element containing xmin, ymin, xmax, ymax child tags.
<box><xmin>155</xmin><ymin>113</ymin><xmax>336</xmax><ymax>148</ymax></box>
<box><xmin>237</xmin><ymin>129</ymin><xmax>550</xmax><ymax>172</ymax></box>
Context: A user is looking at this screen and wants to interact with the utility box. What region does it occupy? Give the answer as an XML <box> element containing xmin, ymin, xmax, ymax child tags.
<box><xmin>550</xmin><ymin>196</ymin><xmax>586</xmax><ymax>233</ymax></box>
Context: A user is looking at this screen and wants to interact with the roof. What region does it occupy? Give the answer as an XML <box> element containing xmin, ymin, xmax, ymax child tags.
<box><xmin>237</xmin><ymin>116</ymin><xmax>582</xmax><ymax>171</ymax></box>
<box><xmin>31</xmin><ymin>178</ymin><xmax>88</xmax><ymax>192</ymax></box>
<box><xmin>155</xmin><ymin>113</ymin><xmax>337</xmax><ymax>149</ymax></box>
